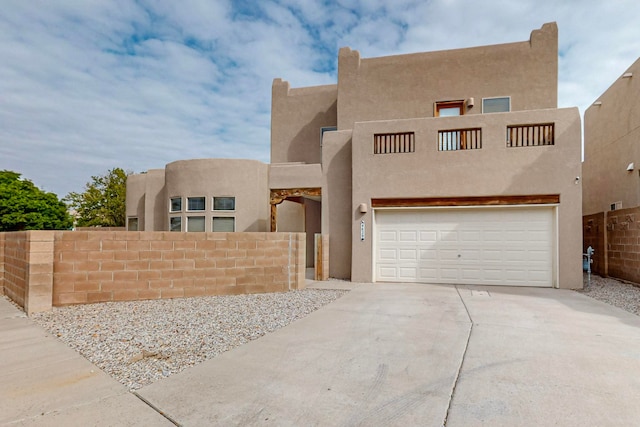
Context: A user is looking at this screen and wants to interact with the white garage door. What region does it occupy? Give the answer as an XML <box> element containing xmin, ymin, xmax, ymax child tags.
<box><xmin>375</xmin><ymin>207</ymin><xmax>554</xmax><ymax>287</ymax></box>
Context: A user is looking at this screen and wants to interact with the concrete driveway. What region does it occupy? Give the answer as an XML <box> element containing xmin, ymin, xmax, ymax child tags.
<box><xmin>3</xmin><ymin>282</ymin><xmax>640</xmax><ymax>426</ymax></box>
<box><xmin>135</xmin><ymin>283</ymin><xmax>640</xmax><ymax>426</ymax></box>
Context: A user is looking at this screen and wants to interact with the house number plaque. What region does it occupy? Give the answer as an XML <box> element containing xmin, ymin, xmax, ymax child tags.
<box><xmin>360</xmin><ymin>220</ymin><xmax>365</xmax><ymax>241</ymax></box>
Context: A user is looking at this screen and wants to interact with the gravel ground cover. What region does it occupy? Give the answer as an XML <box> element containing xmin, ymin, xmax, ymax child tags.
<box><xmin>31</xmin><ymin>289</ymin><xmax>347</xmax><ymax>390</ymax></box>
<box><xmin>577</xmin><ymin>273</ymin><xmax>640</xmax><ymax>315</ymax></box>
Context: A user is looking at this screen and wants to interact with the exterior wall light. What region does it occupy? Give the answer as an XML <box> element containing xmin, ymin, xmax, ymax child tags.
<box><xmin>593</xmin><ymin>101</ymin><xmax>602</xmax><ymax>106</ymax></box>
<box><xmin>622</xmin><ymin>72</ymin><xmax>633</xmax><ymax>78</ymax></box>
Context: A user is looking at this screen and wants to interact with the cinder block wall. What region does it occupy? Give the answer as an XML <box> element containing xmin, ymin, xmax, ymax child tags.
<box><xmin>606</xmin><ymin>207</ymin><xmax>640</xmax><ymax>283</ymax></box>
<box><xmin>2</xmin><ymin>232</ymin><xmax>28</xmax><ymax>306</ymax></box>
<box><xmin>0</xmin><ymin>230</ymin><xmax>306</xmax><ymax>314</ymax></box>
<box><xmin>0</xmin><ymin>232</ymin><xmax>5</xmax><ymax>295</ymax></box>
<box><xmin>53</xmin><ymin>231</ymin><xmax>305</xmax><ymax>306</ymax></box>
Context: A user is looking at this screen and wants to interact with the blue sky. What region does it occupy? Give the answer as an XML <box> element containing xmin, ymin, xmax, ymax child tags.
<box><xmin>1</xmin><ymin>0</ymin><xmax>639</xmax><ymax>197</ymax></box>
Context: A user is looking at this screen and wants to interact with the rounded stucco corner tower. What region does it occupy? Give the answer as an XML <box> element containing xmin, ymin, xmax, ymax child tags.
<box><xmin>127</xmin><ymin>159</ymin><xmax>269</xmax><ymax>232</ymax></box>
<box><xmin>164</xmin><ymin>159</ymin><xmax>269</xmax><ymax>233</ymax></box>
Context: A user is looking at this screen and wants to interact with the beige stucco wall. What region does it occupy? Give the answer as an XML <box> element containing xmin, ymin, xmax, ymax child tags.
<box><xmin>269</xmin><ymin>163</ymin><xmax>323</xmax><ymax>189</ymax></box>
<box><xmin>321</xmin><ymin>130</ymin><xmax>353</xmax><ymax>279</ymax></box>
<box><xmin>126</xmin><ymin>173</ymin><xmax>147</xmax><ymax>229</ymax></box>
<box><xmin>271</xmin><ymin>79</ymin><xmax>337</xmax><ymax>164</ymax></box>
<box><xmin>349</xmin><ymin>107</ymin><xmax>582</xmax><ymax>288</ymax></box>
<box><xmin>164</xmin><ymin>159</ymin><xmax>269</xmax><ymax>232</ymax></box>
<box><xmin>583</xmin><ymin>57</ymin><xmax>640</xmax><ymax>215</ymax></box>
<box><xmin>337</xmin><ymin>23</ymin><xmax>558</xmax><ymax>130</ymax></box>
<box><xmin>126</xmin><ymin>169</ymin><xmax>166</xmax><ymax>231</ymax></box>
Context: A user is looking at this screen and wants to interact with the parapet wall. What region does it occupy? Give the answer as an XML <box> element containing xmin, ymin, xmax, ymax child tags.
<box><xmin>0</xmin><ymin>231</ymin><xmax>306</xmax><ymax>315</ymax></box>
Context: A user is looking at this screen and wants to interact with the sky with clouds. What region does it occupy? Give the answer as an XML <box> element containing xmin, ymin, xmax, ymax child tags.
<box><xmin>1</xmin><ymin>0</ymin><xmax>639</xmax><ymax>197</ymax></box>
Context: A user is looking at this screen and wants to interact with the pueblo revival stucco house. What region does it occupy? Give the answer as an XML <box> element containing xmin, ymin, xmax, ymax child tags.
<box><xmin>127</xmin><ymin>22</ymin><xmax>583</xmax><ymax>288</ymax></box>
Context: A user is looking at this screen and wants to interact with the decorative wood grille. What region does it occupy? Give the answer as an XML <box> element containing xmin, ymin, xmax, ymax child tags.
<box><xmin>438</xmin><ymin>128</ymin><xmax>482</xmax><ymax>151</ymax></box>
<box><xmin>374</xmin><ymin>132</ymin><xmax>415</xmax><ymax>154</ymax></box>
<box><xmin>507</xmin><ymin>123</ymin><xmax>554</xmax><ymax>147</ymax></box>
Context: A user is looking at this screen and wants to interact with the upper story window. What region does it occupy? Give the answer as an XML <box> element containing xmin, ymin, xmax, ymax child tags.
<box><xmin>187</xmin><ymin>196</ymin><xmax>206</xmax><ymax>211</ymax></box>
<box><xmin>435</xmin><ymin>100</ymin><xmax>464</xmax><ymax>117</ymax></box>
<box><xmin>482</xmin><ymin>97</ymin><xmax>511</xmax><ymax>113</ymax></box>
<box><xmin>213</xmin><ymin>197</ymin><xmax>235</xmax><ymax>211</ymax></box>
<box><xmin>170</xmin><ymin>197</ymin><xmax>182</xmax><ymax>212</ymax></box>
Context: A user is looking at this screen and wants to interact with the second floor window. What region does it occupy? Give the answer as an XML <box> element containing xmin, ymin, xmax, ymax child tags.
<box><xmin>170</xmin><ymin>197</ymin><xmax>182</xmax><ymax>212</ymax></box>
<box><xmin>482</xmin><ymin>97</ymin><xmax>510</xmax><ymax>113</ymax></box>
<box><xmin>435</xmin><ymin>100</ymin><xmax>464</xmax><ymax>117</ymax></box>
<box><xmin>213</xmin><ymin>197</ymin><xmax>235</xmax><ymax>211</ymax></box>
<box><xmin>187</xmin><ymin>196</ymin><xmax>205</xmax><ymax>211</ymax></box>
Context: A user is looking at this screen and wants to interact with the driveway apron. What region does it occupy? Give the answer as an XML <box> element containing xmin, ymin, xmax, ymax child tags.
<box><xmin>137</xmin><ymin>283</ymin><xmax>471</xmax><ymax>426</ymax></box>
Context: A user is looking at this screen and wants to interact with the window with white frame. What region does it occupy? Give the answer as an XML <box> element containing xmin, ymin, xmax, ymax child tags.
<box><xmin>187</xmin><ymin>196</ymin><xmax>205</xmax><ymax>211</ymax></box>
<box><xmin>170</xmin><ymin>197</ymin><xmax>182</xmax><ymax>212</ymax></box>
<box><xmin>212</xmin><ymin>217</ymin><xmax>235</xmax><ymax>232</ymax></box>
<box><xmin>482</xmin><ymin>97</ymin><xmax>511</xmax><ymax>113</ymax></box>
<box><xmin>187</xmin><ymin>216</ymin><xmax>206</xmax><ymax>232</ymax></box>
<box><xmin>213</xmin><ymin>197</ymin><xmax>235</xmax><ymax>211</ymax></box>
<box><xmin>170</xmin><ymin>217</ymin><xmax>182</xmax><ymax>232</ymax></box>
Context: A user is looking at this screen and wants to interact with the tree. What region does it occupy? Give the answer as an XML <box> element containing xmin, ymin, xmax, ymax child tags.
<box><xmin>0</xmin><ymin>170</ymin><xmax>73</xmax><ymax>231</ymax></box>
<box><xmin>65</xmin><ymin>168</ymin><xmax>128</xmax><ymax>227</ymax></box>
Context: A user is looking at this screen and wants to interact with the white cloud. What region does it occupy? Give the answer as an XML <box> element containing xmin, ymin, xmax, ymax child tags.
<box><xmin>0</xmin><ymin>0</ymin><xmax>639</xmax><ymax>196</ymax></box>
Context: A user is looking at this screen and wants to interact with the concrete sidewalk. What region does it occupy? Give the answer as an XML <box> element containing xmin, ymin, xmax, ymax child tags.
<box><xmin>3</xmin><ymin>283</ymin><xmax>640</xmax><ymax>426</ymax></box>
<box><xmin>0</xmin><ymin>296</ymin><xmax>172</xmax><ymax>426</ymax></box>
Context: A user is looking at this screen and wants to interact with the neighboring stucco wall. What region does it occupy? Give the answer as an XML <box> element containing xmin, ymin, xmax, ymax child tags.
<box><xmin>337</xmin><ymin>23</ymin><xmax>558</xmax><ymax>130</ymax></box>
<box><xmin>583</xmin><ymin>57</ymin><xmax>640</xmax><ymax>215</ymax></box>
<box><xmin>164</xmin><ymin>159</ymin><xmax>269</xmax><ymax>232</ymax></box>
<box><xmin>271</xmin><ymin>79</ymin><xmax>337</xmax><ymax>164</ymax></box>
<box><xmin>350</xmin><ymin>107</ymin><xmax>582</xmax><ymax>288</ymax></box>
<box><xmin>321</xmin><ymin>130</ymin><xmax>353</xmax><ymax>279</ymax></box>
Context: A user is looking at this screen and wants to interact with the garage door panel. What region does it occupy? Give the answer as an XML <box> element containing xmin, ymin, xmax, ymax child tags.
<box><xmin>399</xmin><ymin>231</ymin><xmax>418</xmax><ymax>242</ymax></box>
<box><xmin>441</xmin><ymin>250</ymin><xmax>460</xmax><ymax>261</ymax></box>
<box><xmin>419</xmin><ymin>249</ymin><xmax>437</xmax><ymax>260</ymax></box>
<box><xmin>440</xmin><ymin>268</ymin><xmax>458</xmax><ymax>279</ymax></box>
<box><xmin>375</xmin><ymin>207</ymin><xmax>554</xmax><ymax>287</ymax></box>
<box><xmin>440</xmin><ymin>231</ymin><xmax>459</xmax><ymax>242</ymax></box>
<box><xmin>483</xmin><ymin>231</ymin><xmax>503</xmax><ymax>242</ymax></box>
<box><xmin>378</xmin><ymin>267</ymin><xmax>398</xmax><ymax>280</ymax></box>
<box><xmin>419</xmin><ymin>268</ymin><xmax>437</xmax><ymax>280</ymax></box>
<box><xmin>419</xmin><ymin>231</ymin><xmax>437</xmax><ymax>242</ymax></box>
<box><xmin>399</xmin><ymin>267</ymin><xmax>417</xmax><ymax>278</ymax></box>
<box><xmin>379</xmin><ymin>231</ymin><xmax>397</xmax><ymax>242</ymax></box>
<box><xmin>461</xmin><ymin>231</ymin><xmax>481</xmax><ymax>242</ymax></box>
<box><xmin>399</xmin><ymin>249</ymin><xmax>417</xmax><ymax>260</ymax></box>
